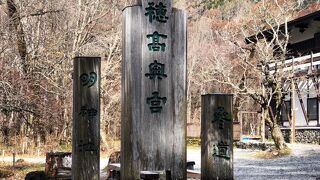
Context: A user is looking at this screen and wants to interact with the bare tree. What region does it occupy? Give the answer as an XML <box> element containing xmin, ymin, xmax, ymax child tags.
<box><xmin>0</xmin><ymin>0</ymin><xmax>126</xmax><ymax>152</ymax></box>
<box><xmin>200</xmin><ymin>0</ymin><xmax>301</xmax><ymax>150</ymax></box>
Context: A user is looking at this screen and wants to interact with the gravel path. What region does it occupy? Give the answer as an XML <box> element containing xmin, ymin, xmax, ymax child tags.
<box><xmin>235</xmin><ymin>143</ymin><xmax>320</xmax><ymax>180</ymax></box>
<box><xmin>188</xmin><ymin>143</ymin><xmax>320</xmax><ymax>180</ymax></box>
<box><xmin>2</xmin><ymin>143</ymin><xmax>320</xmax><ymax>179</ymax></box>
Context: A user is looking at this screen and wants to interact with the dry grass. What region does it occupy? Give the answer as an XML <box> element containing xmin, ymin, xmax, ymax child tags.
<box><xmin>0</xmin><ymin>168</ymin><xmax>14</xmax><ymax>179</ymax></box>
<box><xmin>187</xmin><ymin>137</ymin><xmax>201</xmax><ymax>148</ymax></box>
<box><xmin>0</xmin><ymin>160</ymin><xmax>45</xmax><ymax>179</ymax></box>
<box><xmin>253</xmin><ymin>147</ymin><xmax>292</xmax><ymax>159</ymax></box>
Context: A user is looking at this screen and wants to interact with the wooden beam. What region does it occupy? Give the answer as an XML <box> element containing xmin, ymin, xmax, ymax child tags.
<box><xmin>269</xmin><ymin>55</ymin><xmax>320</xmax><ymax>72</ymax></box>
<box><xmin>293</xmin><ymin>69</ymin><xmax>320</xmax><ymax>78</ymax></box>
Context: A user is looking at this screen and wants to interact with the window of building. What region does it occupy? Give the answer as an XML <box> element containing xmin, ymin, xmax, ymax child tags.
<box><xmin>307</xmin><ymin>98</ymin><xmax>318</xmax><ymax>121</ymax></box>
<box><xmin>281</xmin><ymin>100</ymin><xmax>291</xmax><ymax>122</ymax></box>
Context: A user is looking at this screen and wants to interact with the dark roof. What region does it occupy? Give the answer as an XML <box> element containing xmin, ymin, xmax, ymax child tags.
<box><xmin>245</xmin><ymin>10</ymin><xmax>320</xmax><ymax>44</ymax></box>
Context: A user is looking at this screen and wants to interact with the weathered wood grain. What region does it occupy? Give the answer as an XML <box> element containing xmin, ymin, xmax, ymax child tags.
<box><xmin>72</xmin><ymin>57</ymin><xmax>100</xmax><ymax>180</ymax></box>
<box><xmin>121</xmin><ymin>1</ymin><xmax>187</xmax><ymax>179</ymax></box>
<box><xmin>121</xmin><ymin>6</ymin><xmax>142</xmax><ymax>179</ymax></box>
<box><xmin>136</xmin><ymin>0</ymin><xmax>142</xmax><ymax>5</ymax></box>
<box><xmin>201</xmin><ymin>94</ymin><xmax>234</xmax><ymax>180</ymax></box>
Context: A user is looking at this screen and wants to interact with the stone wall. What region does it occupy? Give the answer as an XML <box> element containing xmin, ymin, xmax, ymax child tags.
<box><xmin>281</xmin><ymin>128</ymin><xmax>320</xmax><ymax>144</ymax></box>
<box><xmin>234</xmin><ymin>141</ymin><xmax>275</xmax><ymax>151</ymax></box>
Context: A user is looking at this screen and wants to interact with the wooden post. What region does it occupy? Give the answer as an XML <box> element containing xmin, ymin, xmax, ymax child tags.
<box><xmin>72</xmin><ymin>57</ymin><xmax>100</xmax><ymax>180</ymax></box>
<box><xmin>239</xmin><ymin>111</ymin><xmax>243</xmax><ymax>139</ymax></box>
<box><xmin>261</xmin><ymin>84</ymin><xmax>266</xmax><ymax>142</ymax></box>
<box><xmin>201</xmin><ymin>94</ymin><xmax>233</xmax><ymax>180</ymax></box>
<box><xmin>37</xmin><ymin>134</ymin><xmax>40</xmax><ymax>157</ymax></box>
<box><xmin>13</xmin><ymin>152</ymin><xmax>15</xmax><ymax>167</ymax></box>
<box><xmin>136</xmin><ymin>0</ymin><xmax>142</xmax><ymax>5</ymax></box>
<box><xmin>291</xmin><ymin>79</ymin><xmax>296</xmax><ymax>143</ymax></box>
<box><xmin>121</xmin><ymin>0</ymin><xmax>187</xmax><ymax>179</ymax></box>
<box><xmin>291</xmin><ymin>57</ymin><xmax>296</xmax><ymax>144</ymax></box>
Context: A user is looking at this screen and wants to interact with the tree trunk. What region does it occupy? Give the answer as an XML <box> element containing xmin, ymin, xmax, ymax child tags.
<box><xmin>265</xmin><ymin>105</ymin><xmax>286</xmax><ymax>150</ymax></box>
<box><xmin>7</xmin><ymin>0</ymin><xmax>28</xmax><ymax>74</ymax></box>
<box><xmin>233</xmin><ymin>95</ymin><xmax>242</xmax><ymax>122</ymax></box>
<box><xmin>270</xmin><ymin>123</ymin><xmax>286</xmax><ymax>150</ymax></box>
<box><xmin>2</xmin><ymin>126</ymin><xmax>10</xmax><ymax>146</ymax></box>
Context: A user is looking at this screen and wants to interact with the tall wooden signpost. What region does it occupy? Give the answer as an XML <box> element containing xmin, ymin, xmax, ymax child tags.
<box><xmin>72</xmin><ymin>57</ymin><xmax>100</xmax><ymax>180</ymax></box>
<box><xmin>121</xmin><ymin>0</ymin><xmax>187</xmax><ymax>179</ymax></box>
<box><xmin>201</xmin><ymin>94</ymin><xmax>234</xmax><ymax>179</ymax></box>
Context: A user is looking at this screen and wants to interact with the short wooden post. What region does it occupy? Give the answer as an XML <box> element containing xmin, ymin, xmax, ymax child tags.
<box><xmin>37</xmin><ymin>135</ymin><xmax>40</xmax><ymax>157</ymax></box>
<box><xmin>72</xmin><ymin>57</ymin><xmax>101</xmax><ymax>180</ymax></box>
<box><xmin>201</xmin><ymin>94</ymin><xmax>234</xmax><ymax>179</ymax></box>
<box><xmin>13</xmin><ymin>152</ymin><xmax>15</xmax><ymax>167</ymax></box>
<box><xmin>121</xmin><ymin>0</ymin><xmax>187</xmax><ymax>179</ymax></box>
<box><xmin>239</xmin><ymin>111</ymin><xmax>243</xmax><ymax>139</ymax></box>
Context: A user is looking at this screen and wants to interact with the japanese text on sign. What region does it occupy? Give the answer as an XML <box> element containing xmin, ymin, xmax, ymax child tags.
<box><xmin>145</xmin><ymin>60</ymin><xmax>167</xmax><ymax>80</ymax></box>
<box><xmin>147</xmin><ymin>31</ymin><xmax>167</xmax><ymax>52</ymax></box>
<box><xmin>79</xmin><ymin>106</ymin><xmax>98</xmax><ymax>117</ymax></box>
<box><xmin>147</xmin><ymin>91</ymin><xmax>167</xmax><ymax>113</ymax></box>
<box><xmin>212</xmin><ymin>106</ymin><xmax>232</xmax><ymax>129</ymax></box>
<box><xmin>213</xmin><ymin>141</ymin><xmax>230</xmax><ymax>159</ymax></box>
<box><xmin>145</xmin><ymin>2</ymin><xmax>169</xmax><ymax>23</ymax></box>
<box><xmin>80</xmin><ymin>72</ymin><xmax>97</xmax><ymax>87</ymax></box>
<box><xmin>78</xmin><ymin>140</ymin><xmax>98</xmax><ymax>152</ymax></box>
<box><xmin>144</xmin><ymin>2</ymin><xmax>170</xmax><ymax>113</ymax></box>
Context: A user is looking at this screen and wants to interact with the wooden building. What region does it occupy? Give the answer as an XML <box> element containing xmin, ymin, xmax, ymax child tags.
<box><xmin>246</xmin><ymin>10</ymin><xmax>320</xmax><ymax>144</ymax></box>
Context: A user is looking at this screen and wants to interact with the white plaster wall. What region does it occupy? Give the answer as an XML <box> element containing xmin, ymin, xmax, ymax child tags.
<box><xmin>282</xmin><ymin>79</ymin><xmax>319</xmax><ymax>127</ymax></box>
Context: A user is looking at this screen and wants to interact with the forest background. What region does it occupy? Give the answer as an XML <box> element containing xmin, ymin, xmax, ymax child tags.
<box><xmin>0</xmin><ymin>0</ymin><xmax>318</xmax><ymax>154</ymax></box>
